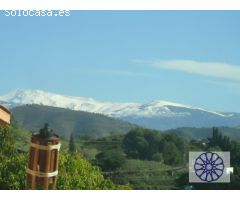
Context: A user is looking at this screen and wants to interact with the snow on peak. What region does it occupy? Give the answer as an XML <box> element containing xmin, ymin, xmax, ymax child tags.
<box><xmin>0</xmin><ymin>89</ymin><xmax>102</xmax><ymax>111</ymax></box>
<box><xmin>146</xmin><ymin>100</ymin><xmax>192</xmax><ymax>108</ymax></box>
<box><xmin>0</xmin><ymin>89</ymin><xmax>228</xmax><ymax>118</ymax></box>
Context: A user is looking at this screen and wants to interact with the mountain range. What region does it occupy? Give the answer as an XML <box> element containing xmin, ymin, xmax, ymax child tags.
<box><xmin>1</xmin><ymin>89</ymin><xmax>240</xmax><ymax>130</ymax></box>
<box><xmin>11</xmin><ymin>104</ymin><xmax>135</xmax><ymax>139</ymax></box>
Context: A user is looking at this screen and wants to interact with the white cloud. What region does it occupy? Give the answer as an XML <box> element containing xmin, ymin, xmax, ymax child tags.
<box><xmin>150</xmin><ymin>59</ymin><xmax>240</xmax><ymax>81</ymax></box>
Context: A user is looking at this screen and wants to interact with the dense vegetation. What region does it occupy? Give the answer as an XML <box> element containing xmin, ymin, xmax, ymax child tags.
<box><xmin>83</xmin><ymin>128</ymin><xmax>187</xmax><ymax>189</ymax></box>
<box><xmin>77</xmin><ymin>127</ymin><xmax>240</xmax><ymax>189</ymax></box>
<box><xmin>0</xmin><ymin>125</ymin><xmax>130</xmax><ymax>190</ymax></box>
<box><xmin>1</xmin><ymin>117</ymin><xmax>240</xmax><ymax>190</ymax></box>
<box><xmin>123</xmin><ymin>128</ymin><xmax>185</xmax><ymax>165</ymax></box>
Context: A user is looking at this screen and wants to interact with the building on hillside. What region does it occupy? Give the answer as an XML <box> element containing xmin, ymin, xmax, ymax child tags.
<box><xmin>0</xmin><ymin>105</ymin><xmax>11</xmax><ymax>125</ymax></box>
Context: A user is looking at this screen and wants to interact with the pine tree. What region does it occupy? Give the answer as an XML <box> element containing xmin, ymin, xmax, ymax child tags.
<box><xmin>210</xmin><ymin>127</ymin><xmax>219</xmax><ymax>147</ymax></box>
<box><xmin>68</xmin><ymin>133</ymin><xmax>76</xmax><ymax>153</ymax></box>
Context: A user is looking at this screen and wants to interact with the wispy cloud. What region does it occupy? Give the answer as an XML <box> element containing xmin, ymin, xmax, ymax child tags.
<box><xmin>146</xmin><ymin>59</ymin><xmax>240</xmax><ymax>81</ymax></box>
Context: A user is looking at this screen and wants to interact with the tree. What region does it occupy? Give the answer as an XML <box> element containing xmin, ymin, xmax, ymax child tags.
<box><xmin>96</xmin><ymin>149</ymin><xmax>126</xmax><ymax>171</ymax></box>
<box><xmin>0</xmin><ymin>125</ymin><xmax>26</xmax><ymax>189</ymax></box>
<box><xmin>151</xmin><ymin>152</ymin><xmax>163</xmax><ymax>162</ymax></box>
<box><xmin>164</xmin><ymin>133</ymin><xmax>185</xmax><ymax>153</ymax></box>
<box><xmin>57</xmin><ymin>152</ymin><xmax>130</xmax><ymax>189</ymax></box>
<box><xmin>0</xmin><ymin>153</ymin><xmax>27</xmax><ymax>189</ymax></box>
<box><xmin>68</xmin><ymin>133</ymin><xmax>76</xmax><ymax>153</ymax></box>
<box><xmin>209</xmin><ymin>127</ymin><xmax>233</xmax><ymax>152</ymax></box>
<box><xmin>144</xmin><ymin>132</ymin><xmax>161</xmax><ymax>159</ymax></box>
<box><xmin>230</xmin><ymin>141</ymin><xmax>240</xmax><ymax>165</ymax></box>
<box><xmin>123</xmin><ymin>128</ymin><xmax>186</xmax><ymax>163</ymax></box>
<box><xmin>0</xmin><ymin>125</ymin><xmax>15</xmax><ymax>156</ymax></box>
<box><xmin>222</xmin><ymin>135</ymin><xmax>231</xmax><ymax>151</ymax></box>
<box><xmin>123</xmin><ymin>128</ymin><xmax>163</xmax><ymax>160</ymax></box>
<box><xmin>123</xmin><ymin>129</ymin><xmax>148</xmax><ymax>159</ymax></box>
<box><xmin>162</xmin><ymin>142</ymin><xmax>182</xmax><ymax>165</ymax></box>
<box><xmin>210</xmin><ymin>127</ymin><xmax>223</xmax><ymax>148</ymax></box>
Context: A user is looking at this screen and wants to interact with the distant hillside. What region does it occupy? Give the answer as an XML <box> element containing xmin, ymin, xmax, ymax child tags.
<box><xmin>11</xmin><ymin>105</ymin><xmax>136</xmax><ymax>139</ymax></box>
<box><xmin>168</xmin><ymin>126</ymin><xmax>240</xmax><ymax>140</ymax></box>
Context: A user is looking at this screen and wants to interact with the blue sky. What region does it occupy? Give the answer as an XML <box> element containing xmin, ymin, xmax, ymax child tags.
<box><xmin>0</xmin><ymin>11</ymin><xmax>240</xmax><ymax>112</ymax></box>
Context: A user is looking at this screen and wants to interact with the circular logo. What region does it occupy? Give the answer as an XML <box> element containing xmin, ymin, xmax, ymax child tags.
<box><xmin>194</xmin><ymin>152</ymin><xmax>224</xmax><ymax>182</ymax></box>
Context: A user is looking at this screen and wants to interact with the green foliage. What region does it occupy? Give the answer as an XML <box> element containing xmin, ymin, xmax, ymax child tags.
<box><xmin>0</xmin><ymin>125</ymin><xmax>15</xmax><ymax>155</ymax></box>
<box><xmin>57</xmin><ymin>152</ymin><xmax>130</xmax><ymax>189</ymax></box>
<box><xmin>95</xmin><ymin>149</ymin><xmax>126</xmax><ymax>171</ymax></box>
<box><xmin>0</xmin><ymin>125</ymin><xmax>130</xmax><ymax>190</ymax></box>
<box><xmin>230</xmin><ymin>141</ymin><xmax>240</xmax><ymax>165</ymax></box>
<box><xmin>0</xmin><ymin>125</ymin><xmax>27</xmax><ymax>189</ymax></box>
<box><xmin>123</xmin><ymin>128</ymin><xmax>184</xmax><ymax>165</ymax></box>
<box><xmin>80</xmin><ymin>147</ymin><xmax>99</xmax><ymax>161</ymax></box>
<box><xmin>79</xmin><ymin>131</ymin><xmax>179</xmax><ymax>189</ymax></box>
<box><xmin>207</xmin><ymin>146</ymin><xmax>222</xmax><ymax>151</ymax></box>
<box><xmin>105</xmin><ymin>159</ymin><xmax>173</xmax><ymax>189</ymax></box>
<box><xmin>10</xmin><ymin>126</ymin><xmax>31</xmax><ymax>152</ymax></box>
<box><xmin>0</xmin><ymin>153</ymin><xmax>27</xmax><ymax>190</ymax></box>
<box><xmin>68</xmin><ymin>133</ymin><xmax>76</xmax><ymax>153</ymax></box>
<box><xmin>209</xmin><ymin>127</ymin><xmax>223</xmax><ymax>147</ymax></box>
<box><xmin>162</xmin><ymin>142</ymin><xmax>182</xmax><ymax>165</ymax></box>
<box><xmin>208</xmin><ymin>128</ymin><xmax>240</xmax><ymax>165</ymax></box>
<box><xmin>151</xmin><ymin>153</ymin><xmax>163</xmax><ymax>162</ymax></box>
<box><xmin>5</xmin><ymin>120</ymin><xmax>240</xmax><ymax>190</ymax></box>
<box><xmin>123</xmin><ymin>128</ymin><xmax>160</xmax><ymax>160</ymax></box>
<box><xmin>57</xmin><ymin>126</ymin><xmax>240</xmax><ymax>190</ymax></box>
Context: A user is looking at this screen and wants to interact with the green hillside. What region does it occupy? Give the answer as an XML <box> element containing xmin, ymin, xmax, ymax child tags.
<box><xmin>168</xmin><ymin>126</ymin><xmax>240</xmax><ymax>140</ymax></box>
<box><xmin>11</xmin><ymin>104</ymin><xmax>136</xmax><ymax>139</ymax></box>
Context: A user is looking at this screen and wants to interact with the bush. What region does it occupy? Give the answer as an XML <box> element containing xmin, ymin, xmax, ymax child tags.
<box><xmin>0</xmin><ymin>153</ymin><xmax>27</xmax><ymax>190</ymax></box>
<box><xmin>57</xmin><ymin>152</ymin><xmax>130</xmax><ymax>189</ymax></box>
<box><xmin>0</xmin><ymin>125</ymin><xmax>27</xmax><ymax>189</ymax></box>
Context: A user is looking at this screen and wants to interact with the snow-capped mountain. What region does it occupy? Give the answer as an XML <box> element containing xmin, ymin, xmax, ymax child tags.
<box><xmin>0</xmin><ymin>89</ymin><xmax>228</xmax><ymax>117</ymax></box>
<box><xmin>0</xmin><ymin>89</ymin><xmax>239</xmax><ymax>130</ymax></box>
